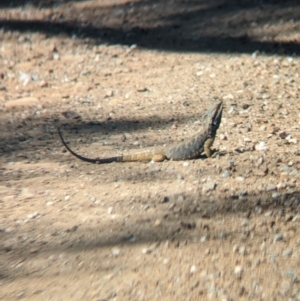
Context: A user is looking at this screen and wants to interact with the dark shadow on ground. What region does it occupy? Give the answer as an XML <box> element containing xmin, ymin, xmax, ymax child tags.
<box><xmin>0</xmin><ymin>0</ymin><xmax>84</xmax><ymax>7</ymax></box>
<box><xmin>0</xmin><ymin>0</ymin><xmax>300</xmax><ymax>55</ymax></box>
<box><xmin>1</xmin><ymin>186</ymin><xmax>299</xmax><ymax>280</ymax></box>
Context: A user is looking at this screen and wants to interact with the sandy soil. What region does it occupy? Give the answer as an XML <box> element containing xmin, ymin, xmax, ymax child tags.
<box><xmin>1</xmin><ymin>0</ymin><xmax>300</xmax><ymax>300</ymax></box>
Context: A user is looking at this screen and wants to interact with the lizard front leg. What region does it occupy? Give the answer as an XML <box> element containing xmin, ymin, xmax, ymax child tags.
<box><xmin>203</xmin><ymin>138</ymin><xmax>215</xmax><ymax>157</ymax></box>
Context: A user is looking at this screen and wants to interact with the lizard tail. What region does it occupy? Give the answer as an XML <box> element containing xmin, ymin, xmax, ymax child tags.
<box><xmin>58</xmin><ymin>127</ymin><xmax>122</xmax><ymax>164</ymax></box>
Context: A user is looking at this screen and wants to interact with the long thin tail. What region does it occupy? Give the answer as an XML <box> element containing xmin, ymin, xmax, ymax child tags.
<box><xmin>58</xmin><ymin>127</ymin><xmax>119</xmax><ymax>164</ymax></box>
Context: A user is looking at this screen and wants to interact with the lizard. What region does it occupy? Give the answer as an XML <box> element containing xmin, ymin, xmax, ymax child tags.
<box><xmin>58</xmin><ymin>100</ymin><xmax>223</xmax><ymax>164</ymax></box>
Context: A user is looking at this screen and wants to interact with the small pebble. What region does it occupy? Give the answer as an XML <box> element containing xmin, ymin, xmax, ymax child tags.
<box><xmin>221</xmin><ymin>170</ymin><xmax>231</xmax><ymax>178</ymax></box>
<box><xmin>239</xmin><ymin>190</ymin><xmax>248</xmax><ymax>196</ymax></box>
<box><xmin>260</xmin><ymin>125</ymin><xmax>267</xmax><ymax>131</ymax></box>
<box><xmin>234</xmin><ymin>266</ymin><xmax>243</xmax><ymax>278</ymax></box>
<box><xmin>282</xmin><ymin>249</ymin><xmax>292</xmax><ymax>257</ymax></box>
<box><xmin>219</xmin><ymin>134</ymin><xmax>227</xmax><ymax>140</ymax></box>
<box><xmin>236</xmin><ymin>176</ymin><xmax>245</xmax><ymax>182</ymax></box>
<box><xmin>53</xmin><ymin>53</ymin><xmax>60</xmax><ymax>60</ymax></box>
<box><xmin>142</xmin><ymin>248</ymin><xmax>152</xmax><ymax>254</ymax></box>
<box><xmin>284</xmin><ymin>270</ymin><xmax>298</xmax><ymax>282</ymax></box>
<box><xmin>264</xmin><ymin>211</ymin><xmax>273</xmax><ymax>217</ymax></box>
<box><xmin>112</xmin><ymin>248</ymin><xmax>120</xmax><ymax>256</ymax></box>
<box><xmin>277</xmin><ymin>182</ymin><xmax>286</xmax><ymax>190</ymax></box>
<box><xmin>218</xmin><ymin>232</ymin><xmax>228</xmax><ymax>239</ymax></box>
<box><xmin>223</xmin><ymin>93</ymin><xmax>234</xmax><ymax>100</ymax></box>
<box><xmin>292</xmin><ymin>215</ymin><xmax>300</xmax><ymax>222</ymax></box>
<box><xmin>255</xmin><ymin>141</ymin><xmax>267</xmax><ymax>151</ymax></box>
<box><xmin>202</xmin><ymin>182</ymin><xmax>216</xmax><ymax>193</ymax></box>
<box><xmin>233</xmin><ymin>245</ymin><xmax>239</xmax><ymax>253</ymax></box>
<box><xmin>272</xmin><ymin>192</ymin><xmax>280</xmax><ymax>199</ymax></box>
<box><xmin>30</xmin><ymin>248</ymin><xmax>39</xmax><ymax>254</ymax></box>
<box><xmin>266</xmin><ymin>184</ymin><xmax>276</xmax><ymax>191</ymax></box>
<box><xmin>280</xmin><ymin>165</ymin><xmax>291</xmax><ymax>173</ymax></box>
<box><xmin>39</xmin><ymin>80</ymin><xmax>48</xmax><ymax>87</ymax></box>
<box><xmin>239</xmin><ymin>246</ymin><xmax>246</xmax><ymax>255</ymax></box>
<box><xmin>288</xmin><ymin>138</ymin><xmax>298</xmax><ymax>144</ymax></box>
<box><xmin>273</xmin><ymin>233</ymin><xmax>283</xmax><ymax>242</ymax></box>
<box><xmin>279</xmin><ymin>131</ymin><xmax>287</xmax><ymax>139</ymax></box>
<box><xmin>252</xmin><ymin>50</ymin><xmax>259</xmax><ymax>58</ymax></box>
<box><xmin>142</xmin><ymin>242</ymin><xmax>159</xmax><ymax>254</ymax></box>
<box><xmin>163</xmin><ymin>258</ymin><xmax>170</xmax><ymax>265</ymax></box>
<box><xmin>262</xmin><ymin>93</ymin><xmax>270</xmax><ymax>99</ymax></box>
<box><xmin>104</xmin><ymin>89</ymin><xmax>113</xmax><ymax>97</ymax></box>
<box><xmin>190</xmin><ymin>265</ymin><xmax>197</xmax><ymax>274</ymax></box>
<box><xmin>19</xmin><ymin>72</ymin><xmax>31</xmax><ymax>86</ymax></box>
<box><xmin>257</xmin><ymin>157</ymin><xmax>264</xmax><ymax>166</ymax></box>
<box><xmin>200</xmin><ymin>236</ymin><xmax>207</xmax><ymax>243</ymax></box>
<box><xmin>241</xmin><ymin>219</ymin><xmax>249</xmax><ymax>226</ymax></box>
<box><xmin>161</xmin><ymin>196</ymin><xmax>169</xmax><ymax>203</ymax></box>
<box><xmin>26</xmin><ymin>212</ymin><xmax>39</xmax><ymax>219</ymax></box>
<box><xmin>154</xmin><ymin>219</ymin><xmax>161</xmax><ymax>226</ymax></box>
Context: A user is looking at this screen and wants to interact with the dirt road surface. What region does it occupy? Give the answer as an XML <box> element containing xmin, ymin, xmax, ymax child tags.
<box><xmin>1</xmin><ymin>1</ymin><xmax>300</xmax><ymax>300</ymax></box>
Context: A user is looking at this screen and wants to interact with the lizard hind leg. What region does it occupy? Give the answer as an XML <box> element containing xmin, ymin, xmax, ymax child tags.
<box><xmin>121</xmin><ymin>152</ymin><xmax>166</xmax><ymax>162</ymax></box>
<box><xmin>152</xmin><ymin>154</ymin><xmax>167</xmax><ymax>162</ymax></box>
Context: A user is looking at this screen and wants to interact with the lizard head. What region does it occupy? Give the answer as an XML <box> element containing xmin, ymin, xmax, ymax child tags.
<box><xmin>208</xmin><ymin>100</ymin><xmax>223</xmax><ymax>133</ymax></box>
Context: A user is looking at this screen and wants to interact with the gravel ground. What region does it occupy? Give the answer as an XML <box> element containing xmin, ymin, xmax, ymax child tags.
<box><xmin>1</xmin><ymin>1</ymin><xmax>300</xmax><ymax>300</ymax></box>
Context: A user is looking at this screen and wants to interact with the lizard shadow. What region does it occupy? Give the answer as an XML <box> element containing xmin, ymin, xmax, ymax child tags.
<box><xmin>0</xmin><ymin>110</ymin><xmax>207</xmax><ymax>159</ymax></box>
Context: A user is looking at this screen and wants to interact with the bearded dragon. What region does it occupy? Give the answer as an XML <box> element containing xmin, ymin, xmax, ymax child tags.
<box><xmin>58</xmin><ymin>101</ymin><xmax>223</xmax><ymax>164</ymax></box>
